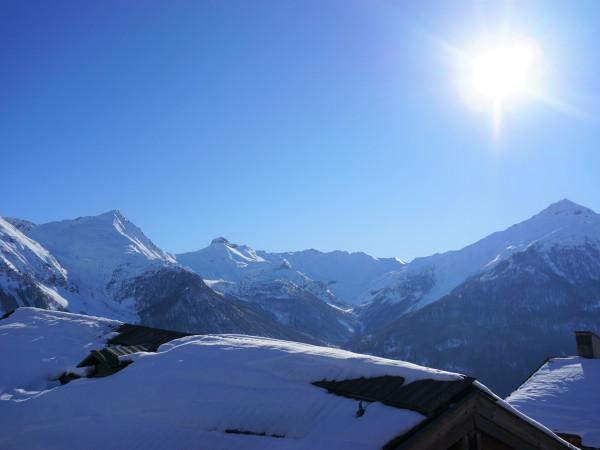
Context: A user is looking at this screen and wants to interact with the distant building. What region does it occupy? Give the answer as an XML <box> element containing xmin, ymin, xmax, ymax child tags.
<box><xmin>507</xmin><ymin>331</ymin><xmax>600</xmax><ymax>449</ymax></box>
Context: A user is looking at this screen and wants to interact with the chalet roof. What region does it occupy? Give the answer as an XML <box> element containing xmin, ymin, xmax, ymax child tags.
<box><xmin>107</xmin><ymin>323</ymin><xmax>190</xmax><ymax>350</ymax></box>
<box><xmin>313</xmin><ymin>375</ymin><xmax>475</xmax><ymax>418</ymax></box>
<box><xmin>77</xmin><ymin>345</ymin><xmax>147</xmax><ymax>377</ymax></box>
<box><xmin>74</xmin><ymin>323</ymin><xmax>192</xmax><ymax>377</ymax></box>
<box><xmin>506</xmin><ymin>356</ymin><xmax>600</xmax><ymax>449</ymax></box>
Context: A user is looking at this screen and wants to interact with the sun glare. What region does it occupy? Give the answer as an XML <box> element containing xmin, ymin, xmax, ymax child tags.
<box><xmin>469</xmin><ymin>41</ymin><xmax>537</xmax><ymax>101</ymax></box>
<box><xmin>462</xmin><ymin>38</ymin><xmax>541</xmax><ymax>135</ymax></box>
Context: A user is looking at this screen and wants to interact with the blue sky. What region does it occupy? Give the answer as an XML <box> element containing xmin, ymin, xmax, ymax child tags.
<box><xmin>2</xmin><ymin>1</ymin><xmax>600</xmax><ymax>260</ymax></box>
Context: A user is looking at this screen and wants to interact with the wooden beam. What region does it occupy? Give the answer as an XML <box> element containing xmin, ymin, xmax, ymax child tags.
<box><xmin>385</xmin><ymin>390</ymin><xmax>479</xmax><ymax>449</ymax></box>
<box><xmin>385</xmin><ymin>389</ymin><xmax>572</xmax><ymax>450</ymax></box>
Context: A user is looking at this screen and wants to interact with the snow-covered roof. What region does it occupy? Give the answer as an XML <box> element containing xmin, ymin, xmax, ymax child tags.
<box><xmin>0</xmin><ymin>308</ymin><xmax>119</xmax><ymax>400</ymax></box>
<box><xmin>0</xmin><ymin>308</ymin><xmax>455</xmax><ymax>449</ymax></box>
<box><xmin>506</xmin><ymin>356</ymin><xmax>600</xmax><ymax>448</ymax></box>
<box><xmin>0</xmin><ymin>308</ymin><xmax>574</xmax><ymax>450</ymax></box>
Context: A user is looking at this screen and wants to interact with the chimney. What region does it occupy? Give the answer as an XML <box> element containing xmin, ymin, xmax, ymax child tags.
<box><xmin>575</xmin><ymin>331</ymin><xmax>600</xmax><ymax>358</ymax></box>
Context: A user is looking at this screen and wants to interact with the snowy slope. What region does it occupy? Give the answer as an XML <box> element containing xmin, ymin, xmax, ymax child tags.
<box><xmin>360</xmin><ymin>199</ymin><xmax>600</xmax><ymax>323</ymax></box>
<box><xmin>178</xmin><ymin>237</ymin><xmax>268</xmax><ymax>281</ymax></box>
<box><xmin>506</xmin><ymin>357</ymin><xmax>600</xmax><ymax>448</ymax></box>
<box><xmin>0</xmin><ymin>217</ymin><xmax>70</xmax><ymax>312</ymax></box>
<box><xmin>0</xmin><ymin>217</ymin><xmax>67</xmax><ymax>285</ymax></box>
<box><xmin>210</xmin><ymin>258</ymin><xmax>341</xmax><ymax>306</ymax></box>
<box><xmin>261</xmin><ymin>249</ymin><xmax>404</xmax><ymax>305</ymax></box>
<box><xmin>178</xmin><ymin>239</ymin><xmax>356</xmax><ymax>343</ymax></box>
<box><xmin>29</xmin><ymin>209</ymin><xmax>175</xmax><ymax>284</ymax></box>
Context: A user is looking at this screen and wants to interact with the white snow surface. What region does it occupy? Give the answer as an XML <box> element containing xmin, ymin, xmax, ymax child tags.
<box><xmin>506</xmin><ymin>356</ymin><xmax>600</xmax><ymax>448</ymax></box>
<box><xmin>0</xmin><ymin>308</ymin><xmax>467</xmax><ymax>450</ymax></box>
<box><xmin>362</xmin><ymin>199</ymin><xmax>600</xmax><ymax>309</ymax></box>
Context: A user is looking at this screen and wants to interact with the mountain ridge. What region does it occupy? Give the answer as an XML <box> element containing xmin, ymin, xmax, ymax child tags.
<box><xmin>3</xmin><ymin>198</ymin><xmax>600</xmax><ymax>394</ymax></box>
<box><xmin>358</xmin><ymin>198</ymin><xmax>600</xmax><ymax>327</ymax></box>
<box><xmin>1</xmin><ymin>211</ymin><xmax>314</xmax><ymax>342</ymax></box>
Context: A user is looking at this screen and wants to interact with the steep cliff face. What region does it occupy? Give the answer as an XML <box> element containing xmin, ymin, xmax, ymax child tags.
<box><xmin>215</xmin><ymin>278</ymin><xmax>356</xmax><ymax>345</ymax></box>
<box><xmin>0</xmin><ymin>217</ymin><xmax>70</xmax><ymax>312</ymax></box>
<box><xmin>120</xmin><ymin>266</ymin><xmax>312</xmax><ymax>342</ymax></box>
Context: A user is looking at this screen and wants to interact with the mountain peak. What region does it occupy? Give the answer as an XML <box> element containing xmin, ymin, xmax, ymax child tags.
<box><xmin>97</xmin><ymin>209</ymin><xmax>127</xmax><ymax>222</ymax></box>
<box><xmin>538</xmin><ymin>199</ymin><xmax>595</xmax><ymax>217</ymax></box>
<box><xmin>29</xmin><ymin>210</ymin><xmax>175</xmax><ymax>276</ymax></box>
<box><xmin>211</xmin><ymin>237</ymin><xmax>230</xmax><ymax>246</ymax></box>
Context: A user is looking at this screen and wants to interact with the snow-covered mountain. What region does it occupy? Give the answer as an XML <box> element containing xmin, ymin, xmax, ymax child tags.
<box><xmin>353</xmin><ymin>199</ymin><xmax>600</xmax><ymax>395</ymax></box>
<box><xmin>4</xmin><ymin>199</ymin><xmax>600</xmax><ymax>393</ymax></box>
<box><xmin>179</xmin><ymin>239</ymin><xmax>404</xmax><ymax>307</ymax></box>
<box><xmin>0</xmin><ymin>212</ymin><xmax>310</xmax><ymax>341</ymax></box>
<box><xmin>23</xmin><ymin>210</ymin><xmax>178</xmax><ymax>320</ymax></box>
<box><xmin>178</xmin><ymin>238</ymin><xmax>341</xmax><ymax>304</ymax></box>
<box><xmin>359</xmin><ymin>199</ymin><xmax>600</xmax><ymax>331</ymax></box>
<box><xmin>177</xmin><ymin>237</ymin><xmax>269</xmax><ymax>281</ymax></box>
<box><xmin>178</xmin><ymin>239</ymin><xmax>356</xmax><ymax>344</ymax></box>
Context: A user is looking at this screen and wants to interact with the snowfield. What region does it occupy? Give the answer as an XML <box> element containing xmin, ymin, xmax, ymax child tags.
<box><xmin>0</xmin><ymin>308</ymin><xmax>459</xmax><ymax>450</ymax></box>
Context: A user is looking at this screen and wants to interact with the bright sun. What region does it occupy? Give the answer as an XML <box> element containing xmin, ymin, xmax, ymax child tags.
<box><xmin>469</xmin><ymin>41</ymin><xmax>537</xmax><ymax>101</ymax></box>
<box><xmin>463</xmin><ymin>38</ymin><xmax>540</xmax><ymax>133</ymax></box>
